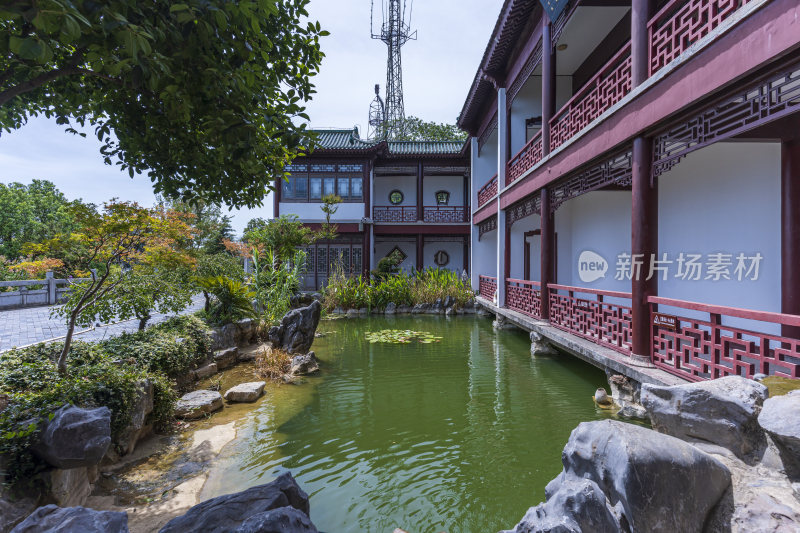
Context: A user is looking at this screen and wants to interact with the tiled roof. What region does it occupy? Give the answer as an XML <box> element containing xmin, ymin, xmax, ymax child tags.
<box><xmin>309</xmin><ymin>128</ymin><xmax>467</xmax><ymax>157</ymax></box>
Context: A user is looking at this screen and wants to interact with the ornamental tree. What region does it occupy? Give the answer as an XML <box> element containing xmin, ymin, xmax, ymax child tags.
<box><xmin>0</xmin><ymin>0</ymin><xmax>327</xmax><ymax>207</ymax></box>
<box><xmin>43</xmin><ymin>201</ymin><xmax>195</xmax><ymax>373</ymax></box>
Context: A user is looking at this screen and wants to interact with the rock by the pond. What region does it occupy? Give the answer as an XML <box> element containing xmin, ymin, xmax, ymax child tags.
<box><xmin>214</xmin><ymin>347</ymin><xmax>239</xmax><ymax>370</ymax></box>
<box><xmin>194</xmin><ymin>362</ymin><xmax>218</xmax><ymax>380</ymax></box>
<box><xmin>594</xmin><ymin>387</ymin><xmax>611</xmax><ymax>405</ymax></box>
<box><xmin>345</xmin><ymin>309</ymin><xmax>359</xmax><ymax>318</ymax></box>
<box><xmin>32</xmin><ymin>405</ymin><xmax>111</xmax><ymax>469</ymax></box>
<box><xmin>235</xmin><ymin>507</ymin><xmax>318</xmax><ymax>533</ymax></box>
<box><xmin>175</xmin><ymin>390</ymin><xmax>223</xmax><ymax>420</ymax></box>
<box><xmin>225</xmin><ymin>382</ymin><xmax>266</xmax><ymax>403</ymax></box>
<box><xmin>290</xmin><ymin>352</ymin><xmax>320</xmax><ymax>376</ymax></box>
<box><xmin>47</xmin><ymin>467</ymin><xmax>92</xmax><ymax>507</ymax></box>
<box><xmin>212</xmin><ymin>322</ymin><xmax>238</xmax><ymax>351</ymax></box>
<box><xmin>758</xmin><ymin>390</ymin><xmax>800</xmax><ymax>466</ymax></box>
<box><xmin>397</xmin><ymin>305</ymin><xmax>411</xmax><ymax>314</ymax></box>
<box><xmin>236</xmin><ymin>318</ymin><xmax>258</xmax><ymax>345</ymax></box>
<box><xmin>268</xmin><ymin>301</ymin><xmax>322</xmax><ymax>355</ymax></box>
<box><xmin>159</xmin><ymin>472</ymin><xmax>310</xmax><ymax>533</ymax></box>
<box><xmin>504</xmin><ymin>420</ymin><xmax>731</xmax><ymax>533</ymax></box>
<box><xmin>641</xmin><ymin>376</ymin><xmax>768</xmax><ymax>458</ymax></box>
<box><xmin>11</xmin><ymin>505</ymin><xmax>129</xmax><ymax>533</ymax></box>
<box><xmin>0</xmin><ymin>493</ymin><xmax>38</xmax><ymax>533</ymax></box>
<box><xmin>117</xmin><ymin>379</ymin><xmax>154</xmax><ymax>456</ymax></box>
<box><xmin>385</xmin><ymin>302</ymin><xmax>397</xmax><ymax>315</ymax></box>
<box><xmin>411</xmin><ymin>303</ymin><xmax>428</xmax><ymax>314</ymax></box>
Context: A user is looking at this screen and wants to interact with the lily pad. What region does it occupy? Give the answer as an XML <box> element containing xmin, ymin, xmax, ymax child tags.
<box><xmin>365</xmin><ymin>329</ymin><xmax>443</xmax><ymax>344</ymax></box>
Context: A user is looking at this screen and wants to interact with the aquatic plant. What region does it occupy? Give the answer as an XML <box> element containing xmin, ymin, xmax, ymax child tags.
<box><xmin>365</xmin><ymin>329</ymin><xmax>442</xmax><ymax>344</ymax></box>
<box><xmin>255</xmin><ymin>346</ymin><xmax>292</xmax><ymax>380</ymax></box>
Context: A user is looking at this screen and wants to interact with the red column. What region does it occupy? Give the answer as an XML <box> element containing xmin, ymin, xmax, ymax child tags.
<box><xmin>631</xmin><ymin>0</ymin><xmax>652</xmax><ymax>87</ymax></box>
<box><xmin>416</xmin><ymin>234</ymin><xmax>424</xmax><ymax>271</ymax></box>
<box><xmin>416</xmin><ymin>162</ymin><xmax>424</xmax><ymax>222</ymax></box>
<box><xmin>540</xmin><ymin>188</ymin><xmax>554</xmax><ymax>320</ymax></box>
<box><xmin>541</xmin><ymin>22</ymin><xmax>556</xmax><ymax>156</ymax></box>
<box><xmin>782</xmin><ymin>139</ymin><xmax>800</xmax><ymax>338</ymax></box>
<box><xmin>362</xmin><ymin>229</ymin><xmax>370</xmax><ymax>279</ymax></box>
<box><xmin>631</xmin><ymin>136</ymin><xmax>657</xmax><ymax>361</ymax></box>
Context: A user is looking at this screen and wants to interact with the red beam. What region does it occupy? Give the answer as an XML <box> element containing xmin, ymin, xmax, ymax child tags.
<box><xmin>373</xmin><ymin>225</ymin><xmax>470</xmax><ymax>236</ymax></box>
<box><xmin>650</xmin><ymin>296</ymin><xmax>800</xmax><ymax>328</ymax></box>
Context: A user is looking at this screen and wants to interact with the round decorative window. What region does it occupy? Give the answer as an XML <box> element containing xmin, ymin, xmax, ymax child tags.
<box><xmin>389</xmin><ymin>190</ymin><xmax>404</xmax><ymax>205</ymax></box>
<box><xmin>433</xmin><ymin>250</ymin><xmax>450</xmax><ymax>267</ymax></box>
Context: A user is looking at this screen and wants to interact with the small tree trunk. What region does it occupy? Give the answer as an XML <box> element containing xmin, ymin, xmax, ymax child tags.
<box><xmin>203</xmin><ymin>290</ymin><xmax>210</xmax><ymax>312</ymax></box>
<box><xmin>138</xmin><ymin>313</ymin><xmax>151</xmax><ymax>331</ymax></box>
<box><xmin>57</xmin><ymin>312</ymin><xmax>79</xmax><ymax>374</ymax></box>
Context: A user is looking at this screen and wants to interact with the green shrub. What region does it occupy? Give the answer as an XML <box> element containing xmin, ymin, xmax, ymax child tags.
<box><xmin>194</xmin><ymin>275</ymin><xmax>257</xmax><ymax>325</ymax></box>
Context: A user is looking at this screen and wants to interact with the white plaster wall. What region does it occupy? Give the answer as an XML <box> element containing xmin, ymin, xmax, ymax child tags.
<box><xmin>509</xmin><ymin>75</ymin><xmax>573</xmax><ymax>158</ymax></box>
<box><xmin>554</xmin><ymin>202</ymin><xmax>572</xmax><ymax>286</ymax></box>
<box><xmin>473</xmin><ymin>129</ymin><xmax>498</xmax><ymax>207</ymax></box>
<box><xmin>473</xmin><ymin>230</ymin><xmax>498</xmax><ymax>281</ymax></box>
<box><xmin>422</xmin><ymin>240</ymin><xmax>466</xmax><ymax>273</ymax></box>
<box><xmin>423</xmin><ymin>176</ymin><xmax>465</xmax><ymax>206</ymax></box>
<box><xmin>372</xmin><ymin>176</ymin><xmax>417</xmax><ymax>207</ymax></box>
<box><xmin>658</xmin><ymin>142</ymin><xmax>781</xmax><ymax>331</ymax></box>
<box><xmin>279</xmin><ymin>202</ymin><xmax>365</xmax><ymax>221</ymax></box>
<box><xmin>508</xmin><ymin>214</ymin><xmax>540</xmax><ymax>280</ymax></box>
<box><xmin>374</xmin><ymin>239</ymin><xmax>417</xmax><ymax>273</ymax></box>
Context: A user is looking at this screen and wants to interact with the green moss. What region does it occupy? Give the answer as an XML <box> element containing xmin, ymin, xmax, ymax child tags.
<box><xmin>762</xmin><ymin>376</ymin><xmax>800</xmax><ymax>397</ymax></box>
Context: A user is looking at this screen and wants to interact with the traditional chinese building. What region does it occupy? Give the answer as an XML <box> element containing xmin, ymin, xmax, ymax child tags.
<box><xmin>462</xmin><ymin>0</ymin><xmax>800</xmax><ymax>382</ymax></box>
<box><xmin>274</xmin><ymin>128</ymin><xmax>470</xmax><ymax>290</ymax></box>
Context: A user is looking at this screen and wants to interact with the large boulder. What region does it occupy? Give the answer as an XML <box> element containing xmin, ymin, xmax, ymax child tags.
<box><xmin>11</xmin><ymin>505</ymin><xmax>129</xmax><ymax>533</ymax></box>
<box><xmin>193</xmin><ymin>362</ymin><xmax>218</xmax><ymax>380</ymax></box>
<box><xmin>211</xmin><ymin>323</ymin><xmax>238</xmax><ymax>351</ymax></box>
<box><xmin>117</xmin><ymin>379</ymin><xmax>154</xmax><ymax>456</ymax></box>
<box><xmin>214</xmin><ymin>347</ymin><xmax>239</xmax><ymax>370</ymax></box>
<box><xmin>236</xmin><ymin>318</ymin><xmax>258</xmax><ymax>346</ymax></box>
<box><xmin>235</xmin><ymin>507</ymin><xmax>318</xmax><ymax>533</ymax></box>
<box><xmin>225</xmin><ymin>382</ymin><xmax>266</xmax><ymax>403</ymax></box>
<box><xmin>268</xmin><ymin>302</ymin><xmax>322</xmax><ymax>355</ymax></box>
<box><xmin>32</xmin><ymin>405</ymin><xmax>111</xmax><ymax>469</ymax></box>
<box><xmin>641</xmin><ymin>376</ymin><xmax>768</xmax><ymax>458</ymax></box>
<box><xmin>159</xmin><ymin>472</ymin><xmax>310</xmax><ymax>533</ymax></box>
<box><xmin>504</xmin><ymin>420</ymin><xmax>731</xmax><ymax>533</ymax></box>
<box><xmin>290</xmin><ymin>353</ymin><xmax>319</xmax><ymax>376</ymax></box>
<box><xmin>0</xmin><ymin>493</ymin><xmax>38</xmax><ymax>533</ymax></box>
<box><xmin>47</xmin><ymin>467</ymin><xmax>92</xmax><ymax>507</ymax></box>
<box><xmin>174</xmin><ymin>390</ymin><xmax>223</xmax><ymax>420</ymax></box>
<box><xmin>758</xmin><ymin>390</ymin><xmax>800</xmax><ymax>467</ymax></box>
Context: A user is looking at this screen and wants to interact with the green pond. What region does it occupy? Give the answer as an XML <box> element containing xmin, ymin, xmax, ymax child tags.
<box><xmin>201</xmin><ymin>316</ymin><xmax>611</xmax><ymax>532</ymax></box>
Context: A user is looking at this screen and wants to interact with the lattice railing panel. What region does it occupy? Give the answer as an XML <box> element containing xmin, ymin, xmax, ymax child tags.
<box><xmin>550</xmin><ymin>44</ymin><xmax>632</xmax><ymax>151</ymax></box>
<box><xmin>550</xmin><ymin>151</ymin><xmax>632</xmax><ymax>212</ymax></box>
<box><xmin>650</xmin><ymin>299</ymin><xmax>800</xmax><ymax>381</ymax></box>
<box><xmin>648</xmin><ymin>0</ymin><xmax>752</xmax><ymax>76</ymax></box>
<box><xmin>478</xmin><ymin>174</ymin><xmax>498</xmax><ymax>208</ymax></box>
<box><xmin>654</xmin><ymin>61</ymin><xmax>800</xmax><ymax>177</ymax></box>
<box><xmin>478</xmin><ymin>215</ymin><xmax>498</xmax><ymax>240</ymax></box>
<box><xmin>423</xmin><ymin>206</ymin><xmax>467</xmax><ymax>223</ymax></box>
<box><xmin>507</xmin><ymin>194</ymin><xmax>541</xmax><ymax>227</ymax></box>
<box><xmin>548</xmin><ymin>285</ymin><xmax>633</xmax><ymax>355</ymax></box>
<box><xmin>506</xmin><ymin>279</ymin><xmax>542</xmax><ymax>319</ymax></box>
<box><xmin>373</xmin><ymin>206</ymin><xmax>418</xmax><ymax>223</ymax></box>
<box><xmin>508</xmin><ymin>131</ymin><xmax>543</xmax><ymax>184</ymax></box>
<box><xmin>479</xmin><ymin>276</ymin><xmax>498</xmax><ymax>302</ymax></box>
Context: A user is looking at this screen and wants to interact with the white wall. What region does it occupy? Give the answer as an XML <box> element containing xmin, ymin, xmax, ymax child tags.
<box><xmin>372</xmin><ymin>176</ymin><xmax>417</xmax><ymax>207</ymax></box>
<box><xmin>423</xmin><ymin>176</ymin><xmax>465</xmax><ymax>206</ymax></box>
<box><xmin>658</xmin><ymin>142</ymin><xmax>781</xmax><ymax>317</ymax></box>
<box><xmin>422</xmin><ymin>240</ymin><xmax>466</xmax><ymax>273</ymax></box>
<box><xmin>473</xmin><ymin>229</ymin><xmax>498</xmax><ymax>281</ymax></box>
<box><xmin>509</xmin><ymin>213</ymin><xmax>540</xmax><ymax>280</ymax></box>
<box><xmin>374</xmin><ymin>239</ymin><xmax>417</xmax><ymax>273</ymax></box>
<box><xmin>509</xmin><ymin>75</ymin><xmax>573</xmax><ymax>158</ymax></box>
<box><xmin>473</xmin><ymin>129</ymin><xmax>498</xmax><ymax>207</ymax></box>
<box><xmin>279</xmin><ymin>202</ymin><xmax>365</xmax><ymax>221</ymax></box>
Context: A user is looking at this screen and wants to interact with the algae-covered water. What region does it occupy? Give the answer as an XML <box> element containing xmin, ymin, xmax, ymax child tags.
<box><xmin>201</xmin><ymin>316</ymin><xmax>610</xmax><ymax>532</ymax></box>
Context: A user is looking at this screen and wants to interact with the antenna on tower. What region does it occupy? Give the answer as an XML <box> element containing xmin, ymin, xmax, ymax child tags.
<box><xmin>370</xmin><ymin>0</ymin><xmax>416</xmax><ymax>140</ymax></box>
<box><xmin>368</xmin><ymin>84</ymin><xmax>386</xmax><ymax>140</ymax></box>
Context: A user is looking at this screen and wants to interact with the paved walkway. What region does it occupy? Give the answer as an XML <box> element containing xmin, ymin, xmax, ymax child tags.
<box><xmin>0</xmin><ymin>296</ymin><xmax>206</xmax><ymax>352</ymax></box>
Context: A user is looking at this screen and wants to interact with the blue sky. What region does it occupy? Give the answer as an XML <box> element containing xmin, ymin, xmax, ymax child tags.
<box><xmin>0</xmin><ymin>0</ymin><xmax>502</xmax><ymax>235</ymax></box>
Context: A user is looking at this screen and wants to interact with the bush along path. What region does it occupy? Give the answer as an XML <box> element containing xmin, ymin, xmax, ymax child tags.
<box><xmin>0</xmin><ymin>299</ymin><xmax>325</xmax><ymax>532</ymax></box>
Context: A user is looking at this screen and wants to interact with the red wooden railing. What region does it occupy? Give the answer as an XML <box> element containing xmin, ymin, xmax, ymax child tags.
<box><xmin>648</xmin><ymin>0</ymin><xmax>753</xmax><ymax>76</ymax></box>
<box><xmin>649</xmin><ymin>296</ymin><xmax>800</xmax><ymax>381</ymax></box>
<box><xmin>508</xmin><ymin>130</ymin><xmax>543</xmax><ymax>185</ymax></box>
<box><xmin>477</xmin><ymin>174</ymin><xmax>498</xmax><ymax>208</ymax></box>
<box><xmin>548</xmin><ymin>284</ymin><xmax>633</xmax><ymax>356</ymax></box>
<box><xmin>372</xmin><ymin>206</ymin><xmax>417</xmax><ymax>223</ymax></box>
<box><xmin>479</xmin><ymin>275</ymin><xmax>498</xmax><ymax>302</ymax></box>
<box><xmin>506</xmin><ymin>279</ymin><xmax>542</xmax><ymax>319</ymax></box>
<box><xmin>423</xmin><ymin>206</ymin><xmax>467</xmax><ymax>223</ymax></box>
<box><xmin>550</xmin><ymin>43</ymin><xmax>632</xmax><ymax>151</ymax></box>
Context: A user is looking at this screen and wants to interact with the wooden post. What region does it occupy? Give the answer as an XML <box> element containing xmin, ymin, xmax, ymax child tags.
<box><xmin>417</xmin><ymin>162</ymin><xmax>424</xmax><ymax>222</ymax></box>
<box><xmin>631</xmin><ymin>136</ymin><xmax>657</xmax><ymax>361</ymax></box>
<box><xmin>631</xmin><ymin>0</ymin><xmax>652</xmax><ymax>87</ymax></box>
<box><xmin>540</xmin><ymin>188</ymin><xmax>554</xmax><ymax>320</ymax></box>
<box><xmin>782</xmin><ymin>139</ymin><xmax>800</xmax><ymax>338</ymax></box>
<box><xmin>541</xmin><ymin>22</ymin><xmax>556</xmax><ymax>156</ymax></box>
<box><xmin>416</xmin><ymin>234</ymin><xmax>424</xmax><ymax>271</ymax></box>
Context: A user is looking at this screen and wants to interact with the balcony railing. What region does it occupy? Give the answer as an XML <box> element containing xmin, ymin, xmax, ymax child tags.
<box><xmin>479</xmin><ymin>275</ymin><xmax>498</xmax><ymax>302</ymax></box>
<box><xmin>372</xmin><ymin>206</ymin><xmax>417</xmax><ymax>223</ymax></box>
<box><xmin>548</xmin><ymin>284</ymin><xmax>633</xmax><ymax>356</ymax></box>
<box><xmin>649</xmin><ymin>296</ymin><xmax>800</xmax><ymax>381</ymax></box>
<box><xmin>550</xmin><ymin>43</ymin><xmax>632</xmax><ymax>152</ymax></box>
<box><xmin>508</xmin><ymin>131</ymin><xmax>543</xmax><ymax>185</ymax></box>
<box><xmin>477</xmin><ymin>174</ymin><xmax>498</xmax><ymax>208</ymax></box>
<box><xmin>648</xmin><ymin>0</ymin><xmax>753</xmax><ymax>76</ymax></box>
<box><xmin>506</xmin><ymin>279</ymin><xmax>542</xmax><ymax>319</ymax></box>
<box><xmin>423</xmin><ymin>206</ymin><xmax>467</xmax><ymax>223</ymax></box>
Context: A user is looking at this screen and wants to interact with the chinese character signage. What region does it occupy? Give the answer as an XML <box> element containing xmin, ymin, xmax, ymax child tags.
<box><xmin>539</xmin><ymin>0</ymin><xmax>570</xmax><ymax>22</ymax></box>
